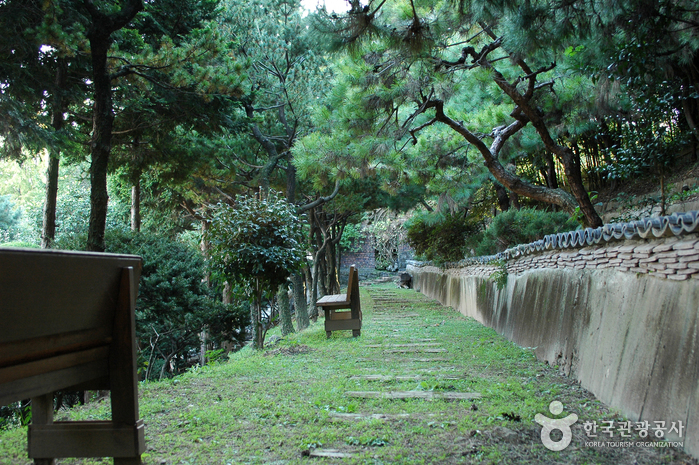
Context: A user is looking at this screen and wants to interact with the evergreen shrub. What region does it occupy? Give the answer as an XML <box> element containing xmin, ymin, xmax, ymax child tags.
<box><xmin>407</xmin><ymin>208</ymin><xmax>576</xmax><ymax>264</ymax></box>
<box><xmin>406</xmin><ymin>212</ymin><xmax>481</xmax><ymax>264</ymax></box>
<box><xmin>472</xmin><ymin>208</ymin><xmax>577</xmax><ymax>256</ymax></box>
<box><xmin>106</xmin><ymin>230</ymin><xmax>249</xmax><ymax>379</ymax></box>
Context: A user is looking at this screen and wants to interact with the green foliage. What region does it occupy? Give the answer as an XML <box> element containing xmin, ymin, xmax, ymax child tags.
<box><xmin>0</xmin><ymin>241</ymin><xmax>40</xmax><ymax>249</ymax></box>
<box><xmin>489</xmin><ymin>260</ymin><xmax>508</xmax><ymax>291</ymax></box>
<box><xmin>206</xmin><ymin>191</ymin><xmax>306</xmax><ymax>290</ymax></box>
<box><xmin>339</xmin><ymin>222</ymin><xmax>365</xmax><ymax>252</ymax></box>
<box><xmin>600</xmin><ymin>83</ymin><xmax>695</xmax><ymax>181</ymax></box>
<box><xmin>406</xmin><ymin>212</ymin><xmax>481</xmax><ymax>264</ymax></box>
<box><xmin>473</xmin><ymin>208</ymin><xmax>577</xmax><ymax>256</ymax></box>
<box><xmin>0</xmin><ymin>195</ymin><xmax>21</xmax><ymax>241</ymax></box>
<box><xmin>105</xmin><ymin>230</ymin><xmax>248</xmax><ymax>380</ymax></box>
<box><xmin>0</xmin><ymin>402</ymin><xmax>30</xmax><ymax>431</ymax></box>
<box><xmin>49</xmin><ymin>168</ymin><xmax>131</xmax><ymax>250</ymax></box>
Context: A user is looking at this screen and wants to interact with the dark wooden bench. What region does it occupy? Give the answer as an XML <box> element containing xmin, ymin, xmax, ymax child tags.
<box><xmin>0</xmin><ymin>248</ymin><xmax>145</xmax><ymax>465</ymax></box>
<box><xmin>317</xmin><ymin>265</ymin><xmax>361</xmax><ymax>338</ymax></box>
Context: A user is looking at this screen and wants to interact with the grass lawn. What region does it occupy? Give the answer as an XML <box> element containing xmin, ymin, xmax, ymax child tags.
<box><xmin>0</xmin><ymin>283</ymin><xmax>695</xmax><ymax>464</ymax></box>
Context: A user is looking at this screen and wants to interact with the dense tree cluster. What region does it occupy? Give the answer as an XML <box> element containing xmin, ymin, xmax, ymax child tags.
<box><xmin>0</xmin><ymin>0</ymin><xmax>697</xmax><ymax>361</ymax></box>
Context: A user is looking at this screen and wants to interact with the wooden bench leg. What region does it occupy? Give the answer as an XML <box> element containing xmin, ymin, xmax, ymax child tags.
<box><xmin>326</xmin><ymin>330</ymin><xmax>332</xmax><ymax>338</ymax></box>
<box><xmin>32</xmin><ymin>394</ymin><xmax>56</xmax><ymax>465</ymax></box>
<box><xmin>352</xmin><ymin>329</ymin><xmax>361</xmax><ymax>337</ymax></box>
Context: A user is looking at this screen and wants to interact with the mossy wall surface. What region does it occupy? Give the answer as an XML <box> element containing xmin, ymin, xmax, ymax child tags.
<box><xmin>409</xmin><ymin>242</ymin><xmax>699</xmax><ymax>457</ymax></box>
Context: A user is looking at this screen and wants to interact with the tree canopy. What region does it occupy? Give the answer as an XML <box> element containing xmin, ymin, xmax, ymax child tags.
<box><xmin>0</xmin><ymin>0</ymin><xmax>697</xmax><ymax>355</ymax></box>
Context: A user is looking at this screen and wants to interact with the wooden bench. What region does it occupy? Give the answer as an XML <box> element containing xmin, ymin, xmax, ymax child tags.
<box><xmin>317</xmin><ymin>265</ymin><xmax>361</xmax><ymax>338</ymax></box>
<box><xmin>0</xmin><ymin>248</ymin><xmax>145</xmax><ymax>465</ymax></box>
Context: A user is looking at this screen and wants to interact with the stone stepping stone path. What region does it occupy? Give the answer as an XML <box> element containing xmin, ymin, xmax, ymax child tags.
<box><xmin>366</xmin><ymin>339</ymin><xmax>440</xmax><ymax>348</ymax></box>
<box><xmin>346</xmin><ymin>390</ymin><xmax>482</xmax><ymax>400</ymax></box>
<box><xmin>328</xmin><ymin>412</ymin><xmax>446</xmax><ymax>421</ymax></box>
<box><xmin>383</xmin><ymin>348</ymin><xmax>448</xmax><ymax>353</ymax></box>
<box><xmin>355</xmin><ymin>366</ymin><xmax>458</xmax><ymax>373</ymax></box>
<box><xmin>372</xmin><ymin>313</ymin><xmax>420</xmax><ymax>318</ymax></box>
<box><xmin>356</xmin><ymin>357</ymin><xmax>450</xmax><ymax>362</ymax></box>
<box><xmin>308</xmin><ymin>289</ymin><xmax>474</xmax><ymax>460</ymax></box>
<box><xmin>349</xmin><ymin>374</ymin><xmax>463</xmax><ymax>381</ymax></box>
<box><xmin>338</xmin><ymin>287</ymin><xmax>482</xmax><ymax>436</ymax></box>
<box><xmin>308</xmin><ymin>449</ymin><xmax>355</xmax><ymax>458</ymax></box>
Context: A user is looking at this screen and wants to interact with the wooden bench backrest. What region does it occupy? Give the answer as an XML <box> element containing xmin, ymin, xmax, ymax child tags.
<box><xmin>346</xmin><ymin>265</ymin><xmax>357</xmax><ymax>302</ymax></box>
<box><xmin>0</xmin><ymin>248</ymin><xmax>141</xmax><ymax>406</ymax></box>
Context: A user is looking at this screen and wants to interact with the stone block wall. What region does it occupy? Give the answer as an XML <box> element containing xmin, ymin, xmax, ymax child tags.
<box><xmin>450</xmin><ymin>235</ymin><xmax>699</xmax><ymax>281</ymax></box>
<box><xmin>341</xmin><ymin>238</ymin><xmax>375</xmax><ymax>270</ymax></box>
<box><xmin>342</xmin><ymin>239</ymin><xmax>414</xmax><ymax>271</ymax></box>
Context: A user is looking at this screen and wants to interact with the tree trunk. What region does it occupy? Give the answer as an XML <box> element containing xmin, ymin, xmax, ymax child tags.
<box><xmin>325</xmin><ymin>238</ymin><xmax>339</xmax><ymax>295</ymax></box>
<box><xmin>427</xmin><ymin>100</ymin><xmax>581</xmax><ymax>215</ymax></box>
<box><xmin>222</xmin><ymin>281</ymin><xmax>232</xmax><ymax>304</ymax></box>
<box><xmin>250</xmin><ymin>300</ymin><xmax>260</xmax><ymax>349</ymax></box>
<box><xmin>86</xmin><ymin>35</ymin><xmax>112</xmax><ymax>252</ymax></box>
<box><xmin>660</xmin><ymin>171</ymin><xmax>666</xmax><ymax>217</ymax></box>
<box><xmin>559</xmin><ymin>147</ymin><xmax>602</xmax><ymax>227</ymax></box>
<box><xmin>493</xmin><ymin>182</ymin><xmax>510</xmax><ymax>212</ymax></box>
<box><xmin>286</xmin><ymin>152</ymin><xmax>296</xmax><ymax>203</ymax></box>
<box><xmin>310</xmin><ymin>262</ymin><xmax>319</xmax><ymax>321</ymax></box>
<box><xmin>130</xmin><ymin>177</ymin><xmax>141</xmax><ymax>232</ymax></box>
<box><xmin>41</xmin><ymin>58</ymin><xmax>67</xmax><ymax>249</ymax></box>
<box><xmin>544</xmin><ymin>152</ymin><xmax>558</xmax><ymax>189</ymax></box>
<box><xmin>441</xmin><ymin>41</ymin><xmax>603</xmax><ymax>227</ymax></box>
<box><xmin>510</xmin><ymin>191</ymin><xmax>520</xmax><ymax>210</ymax></box>
<box><xmin>199</xmin><ymin>327</ymin><xmax>207</xmax><ymax>367</ymax></box>
<box><xmin>201</xmin><ymin>219</ymin><xmax>211</xmax><ymax>288</ymax></box>
<box><xmin>251</xmin><ymin>281</ymin><xmax>264</xmax><ymax>349</ymax></box>
<box><xmin>85</xmin><ymin>1</ymin><xmax>143</xmax><ymax>252</ymax></box>
<box><xmin>291</xmin><ymin>272</ymin><xmax>309</xmax><ymax>330</ymax></box>
<box><xmin>278</xmin><ymin>283</ymin><xmax>294</xmax><ymax>336</ymax></box>
<box><xmin>303</xmin><ymin>265</ymin><xmax>314</xmax><ymax>319</ymax></box>
<box><xmin>41</xmin><ymin>155</ymin><xmax>60</xmax><ymax>249</ymax></box>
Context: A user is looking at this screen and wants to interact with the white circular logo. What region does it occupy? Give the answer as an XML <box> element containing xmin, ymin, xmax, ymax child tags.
<box><xmin>534</xmin><ymin>401</ymin><xmax>578</xmax><ymax>451</ymax></box>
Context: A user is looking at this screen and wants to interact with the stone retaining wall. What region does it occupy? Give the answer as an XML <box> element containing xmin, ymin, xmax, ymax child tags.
<box><xmin>450</xmin><ymin>234</ymin><xmax>699</xmax><ymax>281</ymax></box>
<box><xmin>408</xmin><ymin>215</ymin><xmax>699</xmax><ymax>458</ymax></box>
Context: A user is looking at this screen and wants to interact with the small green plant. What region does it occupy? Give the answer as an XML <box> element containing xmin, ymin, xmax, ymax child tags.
<box><xmin>668</xmin><ymin>185</ymin><xmax>699</xmax><ymax>203</ymax></box>
<box><xmin>205</xmin><ymin>348</ymin><xmax>228</xmax><ymax>364</ymax></box>
<box><xmin>489</xmin><ymin>260</ymin><xmax>508</xmax><ymax>290</ymax></box>
<box><xmin>207</xmin><ymin>191</ymin><xmax>305</xmax><ymax>349</ymax></box>
<box><xmin>416</xmin><ymin>380</ymin><xmax>438</xmax><ymax>391</ymax></box>
<box><xmin>346</xmin><ymin>436</ymin><xmax>387</xmax><ymax>447</ymax></box>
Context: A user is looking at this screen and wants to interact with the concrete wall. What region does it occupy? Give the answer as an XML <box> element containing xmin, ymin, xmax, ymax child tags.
<box><xmin>409</xmin><ymin>234</ymin><xmax>699</xmax><ymax>457</ymax></box>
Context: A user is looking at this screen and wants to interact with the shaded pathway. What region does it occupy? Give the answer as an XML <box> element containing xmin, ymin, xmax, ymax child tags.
<box><xmin>308</xmin><ymin>284</ymin><xmax>697</xmax><ymax>464</ymax></box>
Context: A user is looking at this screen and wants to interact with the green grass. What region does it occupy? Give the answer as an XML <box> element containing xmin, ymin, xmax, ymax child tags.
<box><xmin>0</xmin><ymin>284</ymin><xmax>694</xmax><ymax>464</ymax></box>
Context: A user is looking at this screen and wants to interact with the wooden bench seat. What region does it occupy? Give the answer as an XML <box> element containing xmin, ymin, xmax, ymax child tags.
<box><xmin>317</xmin><ymin>265</ymin><xmax>361</xmax><ymax>337</ymax></box>
<box><xmin>0</xmin><ymin>248</ymin><xmax>145</xmax><ymax>465</ymax></box>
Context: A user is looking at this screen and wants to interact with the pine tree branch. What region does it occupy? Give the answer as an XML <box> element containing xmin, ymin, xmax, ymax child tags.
<box><xmin>297</xmin><ymin>179</ymin><xmax>341</xmax><ymax>213</ymax></box>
